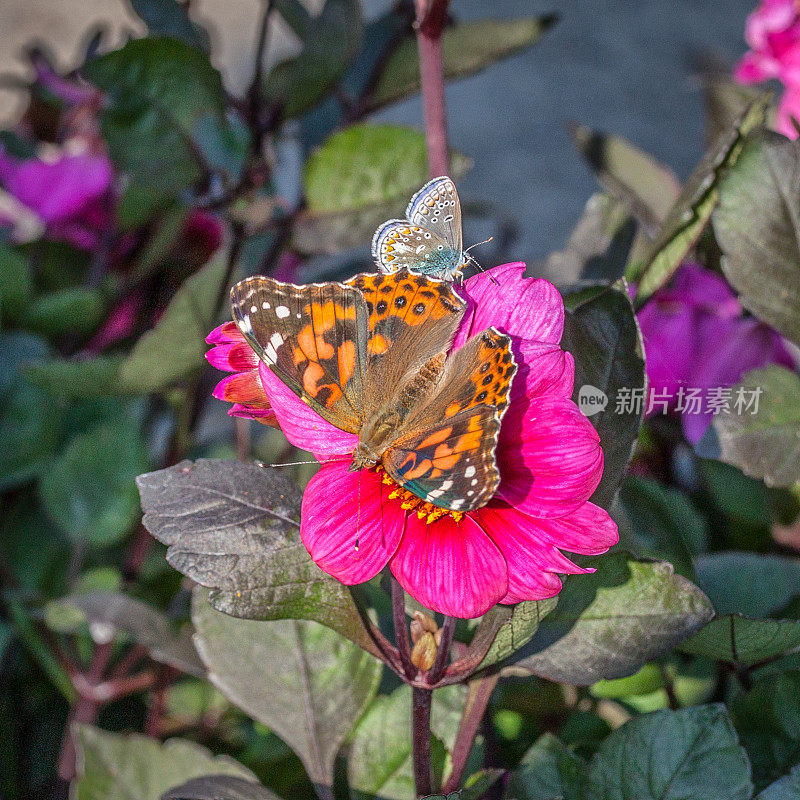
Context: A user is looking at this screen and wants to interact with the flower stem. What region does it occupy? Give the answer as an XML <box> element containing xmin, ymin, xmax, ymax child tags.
<box><xmin>412</xmin><ymin>686</ymin><xmax>434</xmax><ymax>797</ymax></box>
<box><xmin>391</xmin><ymin>575</ymin><xmax>416</xmax><ymax>679</ymax></box>
<box><xmin>443</xmin><ymin>671</ymin><xmax>500</xmax><ymax>794</ymax></box>
<box><xmin>415</xmin><ymin>0</ymin><xmax>451</xmax><ymax>176</ymax></box>
<box><xmin>427</xmin><ymin>615</ymin><xmax>454</xmax><ymax>685</ymax></box>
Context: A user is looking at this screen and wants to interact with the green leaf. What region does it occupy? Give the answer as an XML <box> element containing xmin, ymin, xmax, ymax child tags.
<box><xmin>39</xmin><ymin>419</ymin><xmax>148</xmax><ymax>546</ymax></box>
<box><xmin>732</xmin><ymin>671</ymin><xmax>800</xmax><ymax>790</ymax></box>
<box><xmin>22</xmin><ymin>287</ymin><xmax>105</xmax><ymax>337</ymax></box>
<box><xmin>264</xmin><ymin>0</ymin><xmax>363</xmax><ymax>120</ymax></box>
<box><xmin>561</xmin><ymin>281</ymin><xmax>646</xmax><ymax>508</ymax></box>
<box><xmin>504</xmin><ymin>553</ymin><xmax>713</xmax><ymax>684</ymax></box>
<box><xmin>161</xmin><ymin>775</ymin><xmax>283</xmax><ymax>800</ymax></box>
<box><xmin>712</xmin><ymin>366</ymin><xmax>800</xmax><ymax>488</ymax></box>
<box><xmin>713</xmin><ymin>129</ymin><xmax>800</xmax><ymax>345</ymax></box>
<box><xmin>0</xmin><ymin>333</ymin><xmax>63</xmax><ymax>489</ymax></box>
<box><xmin>757</xmin><ymin>765</ymin><xmax>800</xmax><ymax>800</ymax></box>
<box><xmin>630</xmin><ymin>95</ymin><xmax>768</xmax><ymax>304</ymax></box>
<box><xmin>702</xmin><ymin>79</ymin><xmax>766</xmax><ymax>147</ymax></box>
<box><xmin>120</xmin><ymin>255</ymin><xmax>228</xmax><ymax>392</ymax></box>
<box><xmin>192</xmin><ymin>589</ymin><xmax>382</xmax><ymax>791</ymax></box>
<box><xmin>681</xmin><ymin>616</ymin><xmax>800</xmax><ymax>666</ymax></box>
<box><xmin>504</xmin><ymin>733</ymin><xmax>587</xmax><ymax>800</ymax></box>
<box><xmin>137</xmin><ymin>459</ymin><xmax>382</xmax><ymax>658</ymax></box>
<box><xmin>72</xmin><ymin>725</ymin><xmax>255</xmax><ymax>800</ymax></box>
<box><xmin>0</xmin><ymin>247</ymin><xmax>32</xmax><ymax>320</ymax></box>
<box><xmin>85</xmin><ymin>38</ymin><xmax>248</xmax><ymax>196</ymax></box>
<box><xmin>348</xmin><ymin>684</ymin><xmax>465</xmax><ymax>800</ymax></box>
<box><xmin>699</xmin><ymin>459</ymin><xmax>773</xmax><ymax>528</ymax></box>
<box><xmin>51</xmin><ymin>591</ymin><xmax>204</xmax><ymax>675</ymax></box>
<box><xmin>305</xmin><ymin>124</ymin><xmax>441</xmax><ymax>213</ymax></box>
<box><xmin>471</xmin><ymin>598</ymin><xmax>558</xmax><ymax>672</ymax></box>
<box><xmin>694</xmin><ymin>552</ymin><xmax>800</xmax><ymax>618</ymax></box>
<box><xmin>367</xmin><ymin>16</ymin><xmax>557</xmax><ymax>112</ymax></box>
<box><xmin>617</xmin><ymin>476</ymin><xmax>708</xmax><ymax>578</ymax></box>
<box><xmin>570</xmin><ymin>124</ymin><xmax>681</xmax><ymax>228</ymax></box>
<box><xmin>587</xmin><ymin>705</ymin><xmax>752</xmax><ymax>800</ymax></box>
<box><xmin>129</xmin><ymin>0</ymin><xmax>211</xmax><ymax>51</ymax></box>
<box><xmin>23</xmin><ymin>356</ymin><xmax>123</xmax><ymax>400</ymax></box>
<box><xmin>296</xmin><ymin>124</ymin><xmax>471</xmax><ymax>254</ymax></box>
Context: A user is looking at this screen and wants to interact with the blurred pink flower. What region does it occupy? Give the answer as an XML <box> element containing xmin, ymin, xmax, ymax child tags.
<box><xmin>735</xmin><ymin>0</ymin><xmax>800</xmax><ymax>137</ymax></box>
<box><xmin>84</xmin><ymin>293</ymin><xmax>142</xmax><ymax>354</ymax></box>
<box><xmin>207</xmin><ymin>263</ymin><xmax>617</xmax><ymax>618</ymax></box>
<box><xmin>178</xmin><ymin>210</ymin><xmax>225</xmax><ymax>269</ymax></box>
<box><xmin>0</xmin><ymin>148</ymin><xmax>114</xmax><ymax>249</ymax></box>
<box><xmin>637</xmin><ymin>263</ymin><xmax>795</xmax><ymax>443</ymax></box>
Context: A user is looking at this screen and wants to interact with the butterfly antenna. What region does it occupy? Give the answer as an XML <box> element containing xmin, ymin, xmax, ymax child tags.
<box><xmin>466</xmin><ymin>252</ymin><xmax>499</xmax><ymax>286</ymax></box>
<box><xmin>266</xmin><ymin>457</ymin><xmax>350</xmax><ymax>467</ymax></box>
<box><xmin>464</xmin><ymin>235</ymin><xmax>494</xmax><ymax>253</ymax></box>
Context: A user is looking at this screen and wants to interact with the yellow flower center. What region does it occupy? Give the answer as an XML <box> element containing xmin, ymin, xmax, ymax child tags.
<box><xmin>375</xmin><ymin>465</ymin><xmax>464</xmax><ymax>525</ymax></box>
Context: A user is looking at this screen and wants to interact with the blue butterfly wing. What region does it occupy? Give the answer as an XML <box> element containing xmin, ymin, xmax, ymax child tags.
<box><xmin>405</xmin><ymin>176</ymin><xmax>464</xmax><ymax>257</ymax></box>
<box><xmin>371</xmin><ymin>219</ymin><xmax>462</xmax><ymax>279</ymax></box>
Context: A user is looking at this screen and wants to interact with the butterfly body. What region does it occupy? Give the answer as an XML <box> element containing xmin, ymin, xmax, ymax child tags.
<box><xmin>230</xmin><ymin>269</ymin><xmax>516</xmax><ymax>512</ymax></box>
<box><xmin>372</xmin><ymin>176</ymin><xmax>468</xmax><ymax>281</ymax></box>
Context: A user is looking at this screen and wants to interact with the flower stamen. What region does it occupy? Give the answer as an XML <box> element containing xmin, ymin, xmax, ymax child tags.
<box><xmin>375</xmin><ymin>465</ymin><xmax>464</xmax><ymax>524</ymax></box>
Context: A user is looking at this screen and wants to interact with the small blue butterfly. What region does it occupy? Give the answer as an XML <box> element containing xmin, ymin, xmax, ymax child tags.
<box><xmin>372</xmin><ymin>176</ymin><xmax>468</xmax><ymax>281</ymax></box>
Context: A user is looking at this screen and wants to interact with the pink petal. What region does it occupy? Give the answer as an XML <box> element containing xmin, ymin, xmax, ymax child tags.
<box><xmin>301</xmin><ymin>463</ymin><xmax>405</xmax><ymax>584</ymax></box>
<box><xmin>475</xmin><ymin>502</ymin><xmax>614</xmax><ymax>604</ymax></box>
<box><xmin>454</xmin><ymin>263</ymin><xmax>564</xmax><ymax>347</ymax></box>
<box><xmin>206</xmin><ymin>341</ymin><xmax>260</xmax><ymax>372</ymax></box>
<box><xmin>511</xmin><ymin>341</ymin><xmax>575</xmax><ymax>404</ymax></box>
<box><xmin>776</xmin><ymin>85</ymin><xmax>800</xmax><ymax>138</ymax></box>
<box><xmin>206</xmin><ymin>321</ymin><xmax>242</xmax><ymax>345</ymax></box>
<box><xmin>390</xmin><ymin>513</ymin><xmax>508</xmax><ymax>618</ymax></box>
<box><xmin>734</xmin><ymin>51</ymin><xmax>775</xmax><ymax>82</ymax></box>
<box><xmin>258</xmin><ymin>363</ymin><xmax>358</xmax><ymax>458</ymax></box>
<box><xmin>228</xmin><ymin>403</ymin><xmax>279</xmax><ymax>427</ymax></box>
<box><xmin>497</xmin><ymin>397</ymin><xmax>603</xmax><ymax>518</ymax></box>
<box><xmin>212</xmin><ymin>371</ymin><xmax>271</xmax><ymax>408</ymax></box>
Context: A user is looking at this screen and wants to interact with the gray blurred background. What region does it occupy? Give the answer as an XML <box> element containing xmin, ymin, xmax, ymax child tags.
<box><xmin>1</xmin><ymin>0</ymin><xmax>755</xmax><ymax>260</ymax></box>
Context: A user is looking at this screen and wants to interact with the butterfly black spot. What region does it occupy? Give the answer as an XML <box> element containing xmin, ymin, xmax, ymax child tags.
<box><xmin>394</xmin><ymin>296</ymin><xmax>407</xmax><ymax>309</ymax></box>
<box><xmin>479</xmin><ymin>362</ymin><xmax>490</xmax><ymax>373</ymax></box>
<box><xmin>501</xmin><ymin>351</ymin><xmax>512</xmax><ymax>363</ymax></box>
<box><xmin>476</xmin><ymin>391</ymin><xmax>488</xmax><ymax>402</ymax></box>
<box><xmin>420</xmin><ymin>289</ymin><xmax>435</xmax><ymax>299</ymax></box>
<box><xmin>482</xmin><ymin>374</ymin><xmax>493</xmax><ymax>386</ymax></box>
<box><xmin>366</xmin><ymin>301</ymin><xmax>374</xmax><ymax>314</ymax></box>
<box><xmin>413</xmin><ymin>302</ymin><xmax>427</xmax><ymax>315</ymax></box>
<box><xmin>380</xmin><ymin>284</ymin><xmax>393</xmax><ymax>294</ymax></box>
<box><xmin>377</xmin><ymin>300</ymin><xmax>388</xmax><ymax>314</ymax></box>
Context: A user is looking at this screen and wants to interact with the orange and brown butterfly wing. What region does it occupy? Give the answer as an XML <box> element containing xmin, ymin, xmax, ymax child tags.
<box><xmin>230</xmin><ymin>277</ymin><xmax>367</xmax><ymax>433</ymax></box>
<box><xmin>382</xmin><ymin>328</ymin><xmax>517</xmax><ymax>511</ymax></box>
<box><xmin>345</xmin><ymin>268</ymin><xmax>465</xmax><ymax>416</ymax></box>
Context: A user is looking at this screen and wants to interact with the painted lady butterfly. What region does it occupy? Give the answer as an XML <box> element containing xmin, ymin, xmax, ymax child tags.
<box><xmin>230</xmin><ymin>269</ymin><xmax>516</xmax><ymax>512</ymax></box>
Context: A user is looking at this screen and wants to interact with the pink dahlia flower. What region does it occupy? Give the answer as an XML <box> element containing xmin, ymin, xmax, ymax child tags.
<box><xmin>637</xmin><ymin>263</ymin><xmax>795</xmax><ymax>443</ymax></box>
<box><xmin>207</xmin><ymin>263</ymin><xmax>618</xmax><ymax>618</ymax></box>
<box><xmin>735</xmin><ymin>0</ymin><xmax>800</xmax><ymax>137</ymax></box>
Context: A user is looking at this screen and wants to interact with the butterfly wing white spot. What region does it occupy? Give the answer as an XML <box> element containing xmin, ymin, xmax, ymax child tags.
<box><xmin>464</xmin><ymin>466</ymin><xmax>476</xmax><ymax>478</ymax></box>
<box><xmin>275</xmin><ymin>306</ymin><xmax>290</xmax><ymax>319</ymax></box>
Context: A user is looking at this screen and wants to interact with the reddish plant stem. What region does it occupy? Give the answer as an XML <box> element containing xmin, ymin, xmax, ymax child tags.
<box><xmin>412</xmin><ymin>687</ymin><xmax>434</xmax><ymax>797</ymax></box>
<box><xmin>57</xmin><ymin>642</ymin><xmax>113</xmax><ymax>780</ymax></box>
<box><xmin>427</xmin><ymin>615</ymin><xmax>454</xmax><ymax>685</ymax></box>
<box><xmin>442</xmin><ymin>671</ymin><xmax>500</xmax><ymax>794</ymax></box>
<box><xmin>144</xmin><ymin>666</ymin><xmax>174</xmax><ymax>737</ymax></box>
<box><xmin>391</xmin><ymin>576</ymin><xmax>416</xmax><ymax>680</ymax></box>
<box><xmin>415</xmin><ymin>0</ymin><xmax>451</xmax><ymax>177</ymax></box>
